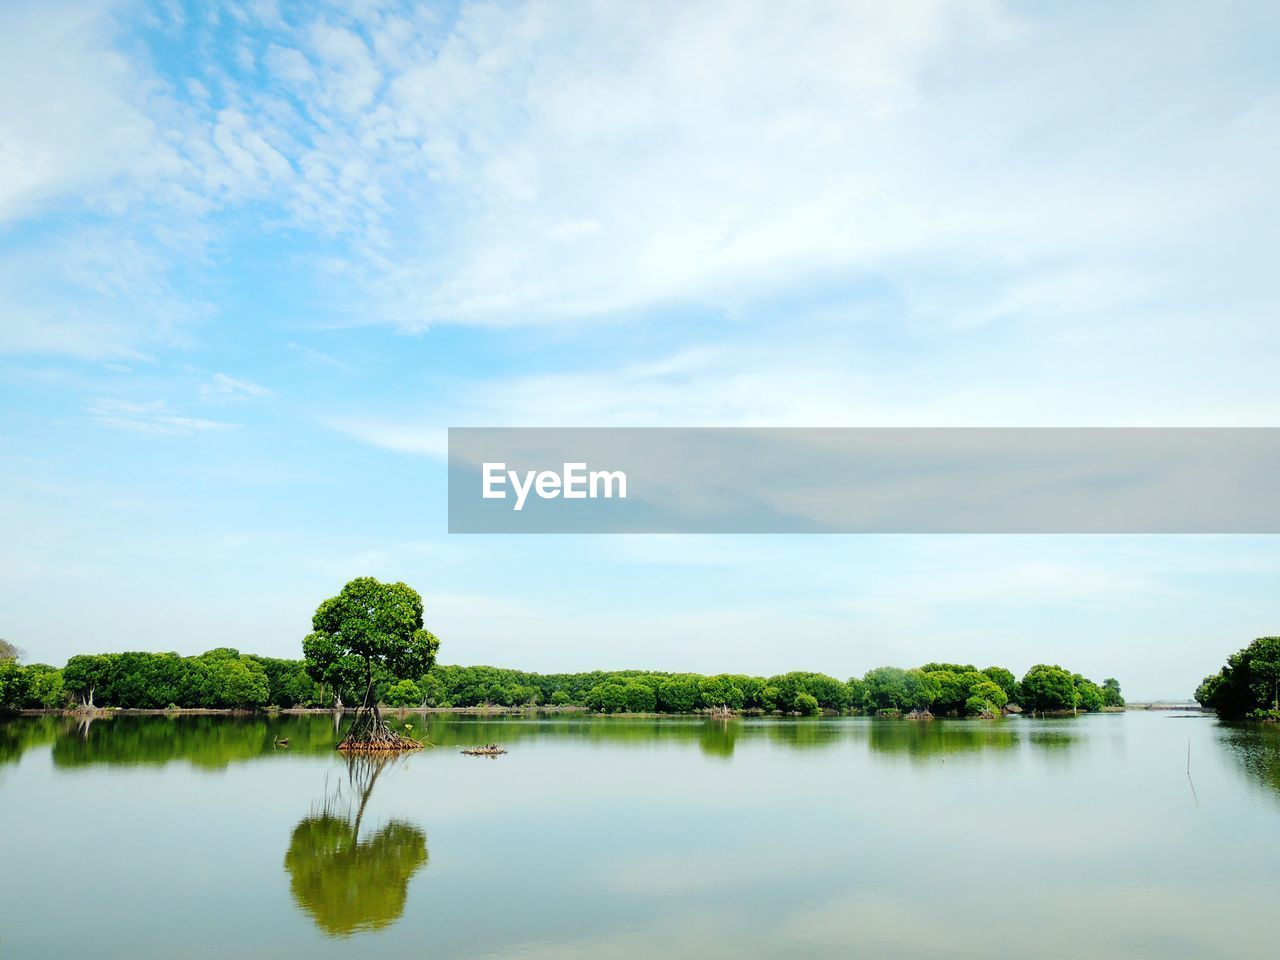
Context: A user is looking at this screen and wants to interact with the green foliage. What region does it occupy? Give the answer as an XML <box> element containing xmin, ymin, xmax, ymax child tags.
<box><xmin>1198</xmin><ymin>637</ymin><xmax>1280</xmax><ymax>719</ymax></box>
<box><xmin>981</xmin><ymin>666</ymin><xmax>1019</xmax><ymax>700</ymax></box>
<box><xmin>1020</xmin><ymin>664</ymin><xmax>1077</xmax><ymax>712</ymax></box>
<box><xmin>738</xmin><ymin>675</ymin><xmax>768</xmax><ymax>708</ymax></box>
<box><xmin>902</xmin><ymin>669</ymin><xmax>940</xmax><ymax>711</ymax></box>
<box><xmin>0</xmin><ymin>658</ymin><xmax>31</xmax><ymax>713</ymax></box>
<box><xmin>215</xmin><ymin>657</ymin><xmax>271</xmax><ymax>708</ymax></box>
<box><xmin>302</xmin><ymin>578</ymin><xmax>440</xmax><ymax>709</ymax></box>
<box><xmin>964</xmin><ymin>680</ymin><xmax>1008</xmax><ymax>716</ymax></box>
<box><xmin>62</xmin><ymin>654</ymin><xmax>112</xmax><ymax>707</ymax></box>
<box><xmin>861</xmin><ymin>667</ymin><xmax>913</xmax><ymax>712</ymax></box>
<box><xmin>585</xmin><ymin>682</ymin><xmax>629</xmax><ymax>713</ymax></box>
<box><xmin>54</xmin><ymin>651</ymin><xmax>269</xmax><ymax>710</ymax></box>
<box><xmin>920</xmin><ymin>662</ymin><xmax>977</xmax><ymax>675</ymax></box>
<box><xmin>845</xmin><ymin>676</ymin><xmax>866</xmax><ymax>708</ymax></box>
<box><xmin>794</xmin><ymin>692</ymin><xmax>821</xmax><ymax>716</ymax></box>
<box><xmin>20</xmin><ymin>664</ymin><xmax>65</xmax><ymax>708</ymax></box>
<box><xmin>964</xmin><ymin>696</ymin><xmax>991</xmax><ymax>717</ymax></box>
<box><xmin>417</xmin><ymin>673</ymin><xmax>447</xmax><ymax>706</ymax></box>
<box><xmin>925</xmin><ymin>669</ymin><xmax>1009</xmax><ymax>715</ymax></box>
<box><xmin>860</xmin><ymin>667</ymin><xmax>939</xmax><ymax>713</ymax></box>
<box><xmin>926</xmin><ymin>670</ymin><xmax>967</xmax><ymax>714</ymax></box>
<box><xmin>254</xmin><ymin>657</ymin><xmax>329</xmax><ymax>708</ymax></box>
<box><xmin>760</xmin><ymin>685</ymin><xmax>781</xmax><ymax>711</ymax></box>
<box><xmin>510</xmin><ymin>684</ymin><xmax>541</xmax><ymax>705</ymax></box>
<box><xmin>1101</xmin><ymin>677</ymin><xmax>1125</xmax><ymax>707</ymax></box>
<box><xmin>623</xmin><ymin>681</ymin><xmax>656</xmax><ymax>713</ymax></box>
<box><xmin>767</xmin><ymin>672</ymin><xmax>852</xmax><ymax>712</ymax></box>
<box><xmin>699</xmin><ymin>675</ymin><xmax>745</xmax><ymax>710</ymax></box>
<box><xmin>1072</xmin><ymin>675</ymin><xmax>1104</xmax><ymax>712</ymax></box>
<box><xmin>12</xmin><ymin>638</ymin><xmax>1120</xmax><ymax>722</ymax></box>
<box><xmin>656</xmin><ymin>675</ymin><xmax>702</xmax><ymax>712</ymax></box>
<box><xmin>382</xmin><ymin>679</ymin><xmax>423</xmax><ymax>708</ymax></box>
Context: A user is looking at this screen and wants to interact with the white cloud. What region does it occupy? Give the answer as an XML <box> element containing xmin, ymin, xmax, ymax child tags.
<box><xmin>325</xmin><ymin>417</ymin><xmax>446</xmax><ymax>458</ymax></box>
<box><xmin>5</xmin><ymin>0</ymin><xmax>1279</xmax><ymax>357</ymax></box>
<box><xmin>0</xmin><ymin>0</ymin><xmax>157</xmax><ymax>222</ymax></box>
<box><xmin>85</xmin><ymin>398</ymin><xmax>236</xmax><ymax>435</ymax></box>
<box><xmin>0</xmin><ymin>226</ymin><xmax>209</xmax><ymax>360</ymax></box>
<box><xmin>200</xmin><ymin>372</ymin><xmax>275</xmax><ymax>402</ymax></box>
<box><xmin>198</xmin><ymin>0</ymin><xmax>1273</xmax><ymax>334</ymax></box>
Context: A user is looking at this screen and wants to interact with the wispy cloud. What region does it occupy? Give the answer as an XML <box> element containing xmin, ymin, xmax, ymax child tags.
<box><xmin>324</xmin><ymin>417</ymin><xmax>446</xmax><ymax>458</ymax></box>
<box><xmin>85</xmin><ymin>398</ymin><xmax>236</xmax><ymax>435</ymax></box>
<box><xmin>199</xmin><ymin>373</ymin><xmax>274</xmax><ymax>403</ymax></box>
<box><xmin>5</xmin><ymin>0</ymin><xmax>1278</xmax><ymax>349</ymax></box>
<box><xmin>287</xmin><ymin>341</ymin><xmax>347</xmax><ymax>371</ymax></box>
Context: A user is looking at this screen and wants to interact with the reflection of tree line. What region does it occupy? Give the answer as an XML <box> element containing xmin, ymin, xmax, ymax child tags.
<box><xmin>0</xmin><ymin>714</ymin><xmax>1094</xmax><ymax>770</ymax></box>
<box><xmin>1218</xmin><ymin>723</ymin><xmax>1280</xmax><ymax>800</ymax></box>
<box><xmin>1</xmin><ymin>712</ymin><xmax>1249</xmax><ymax>776</ymax></box>
<box><xmin>47</xmin><ymin>715</ymin><xmax>339</xmax><ymax>769</ymax></box>
<box><xmin>0</xmin><ymin>715</ymin><xmax>60</xmax><ymax>769</ymax></box>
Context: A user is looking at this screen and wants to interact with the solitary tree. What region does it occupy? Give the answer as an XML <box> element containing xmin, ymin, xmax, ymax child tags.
<box><xmin>303</xmin><ymin>578</ymin><xmax>440</xmax><ymax>751</ymax></box>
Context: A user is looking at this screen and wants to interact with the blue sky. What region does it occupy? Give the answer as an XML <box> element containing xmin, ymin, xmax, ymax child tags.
<box><xmin>2</xmin><ymin>0</ymin><xmax>1279</xmax><ymax>697</ymax></box>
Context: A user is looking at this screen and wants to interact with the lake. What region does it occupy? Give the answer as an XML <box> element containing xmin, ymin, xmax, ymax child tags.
<box><xmin>1</xmin><ymin>711</ymin><xmax>1278</xmax><ymax>959</ymax></box>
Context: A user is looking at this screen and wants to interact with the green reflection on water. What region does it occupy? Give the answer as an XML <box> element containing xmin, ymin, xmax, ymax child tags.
<box><xmin>1218</xmin><ymin>721</ymin><xmax>1280</xmax><ymax>798</ymax></box>
<box><xmin>865</xmin><ymin>716</ymin><xmax>1023</xmax><ymax>760</ymax></box>
<box><xmin>0</xmin><ymin>712</ymin><xmax>1092</xmax><ymax>771</ymax></box>
<box><xmin>3</xmin><ymin>711</ymin><xmax>1280</xmax><ymax>960</ymax></box>
<box><xmin>284</xmin><ymin>754</ymin><xmax>428</xmax><ymax>937</ymax></box>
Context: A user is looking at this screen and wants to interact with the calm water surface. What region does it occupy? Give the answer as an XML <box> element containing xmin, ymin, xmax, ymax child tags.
<box><xmin>2</xmin><ymin>711</ymin><xmax>1278</xmax><ymax>959</ymax></box>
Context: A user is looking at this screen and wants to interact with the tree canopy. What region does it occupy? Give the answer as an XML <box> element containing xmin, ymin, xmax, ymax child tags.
<box><xmin>302</xmin><ymin>578</ymin><xmax>440</xmax><ymax>708</ymax></box>
<box><xmin>1197</xmin><ymin>637</ymin><xmax>1280</xmax><ymax>719</ymax></box>
<box><xmin>303</xmin><ymin>577</ymin><xmax>439</xmax><ymax>749</ymax></box>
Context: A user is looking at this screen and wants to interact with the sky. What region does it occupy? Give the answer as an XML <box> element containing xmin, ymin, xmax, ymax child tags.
<box><xmin>2</xmin><ymin>0</ymin><xmax>1279</xmax><ymax>698</ymax></box>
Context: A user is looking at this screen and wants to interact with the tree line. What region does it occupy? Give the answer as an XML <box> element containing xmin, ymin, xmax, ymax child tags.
<box><xmin>1</xmin><ymin>643</ymin><xmax>1122</xmax><ymax>717</ymax></box>
<box><xmin>1196</xmin><ymin>636</ymin><xmax>1280</xmax><ymax>720</ymax></box>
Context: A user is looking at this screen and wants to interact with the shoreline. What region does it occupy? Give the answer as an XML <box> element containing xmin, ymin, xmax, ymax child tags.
<box><xmin>11</xmin><ymin>704</ymin><xmax>1156</xmax><ymax>719</ymax></box>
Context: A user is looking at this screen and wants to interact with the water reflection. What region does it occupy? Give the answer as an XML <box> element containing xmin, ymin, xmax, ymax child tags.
<box><xmin>1218</xmin><ymin>722</ymin><xmax>1280</xmax><ymax>801</ymax></box>
<box><xmin>6</xmin><ymin>712</ymin><xmax>1280</xmax><ymax>960</ymax></box>
<box><xmin>865</xmin><ymin>717</ymin><xmax>1023</xmax><ymax>762</ymax></box>
<box><xmin>0</xmin><ymin>715</ymin><xmax>58</xmax><ymax>773</ymax></box>
<box><xmin>699</xmin><ymin>719</ymin><xmax>739</xmax><ymax>757</ymax></box>
<box><xmin>284</xmin><ymin>753</ymin><xmax>428</xmax><ymax>937</ymax></box>
<box><xmin>49</xmin><ymin>714</ymin><xmax>325</xmax><ymax>768</ymax></box>
<box><xmin>0</xmin><ymin>713</ymin><xmax>1097</xmax><ymax>771</ymax></box>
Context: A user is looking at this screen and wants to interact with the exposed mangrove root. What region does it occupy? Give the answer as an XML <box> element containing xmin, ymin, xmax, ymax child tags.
<box><xmin>336</xmin><ymin>702</ymin><xmax>423</xmax><ymax>753</ymax></box>
<box><xmin>461</xmin><ymin>744</ymin><xmax>507</xmax><ymax>757</ymax></box>
<box><xmin>905</xmin><ymin>709</ymin><xmax>934</xmax><ymax>721</ymax></box>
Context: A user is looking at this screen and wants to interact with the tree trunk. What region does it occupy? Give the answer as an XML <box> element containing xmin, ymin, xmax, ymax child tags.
<box><xmin>336</xmin><ymin>664</ymin><xmax>420</xmax><ymax>753</ymax></box>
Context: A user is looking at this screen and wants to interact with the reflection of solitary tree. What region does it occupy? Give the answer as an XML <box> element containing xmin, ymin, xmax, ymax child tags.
<box><xmin>284</xmin><ymin>754</ymin><xmax>428</xmax><ymax>937</ymax></box>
